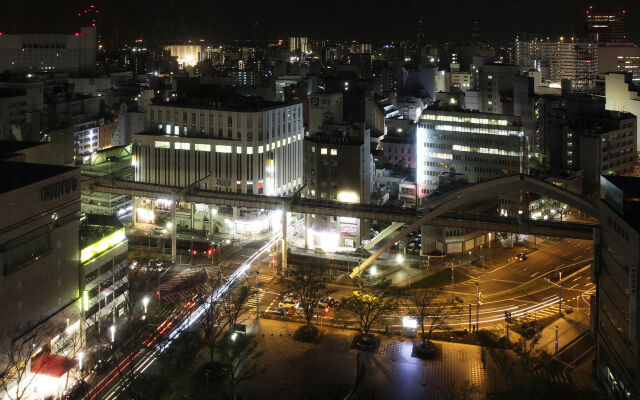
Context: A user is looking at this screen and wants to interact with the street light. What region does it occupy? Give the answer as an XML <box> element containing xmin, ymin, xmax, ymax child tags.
<box><xmin>396</xmin><ymin>254</ymin><xmax>403</xmax><ymax>264</ymax></box>
<box><xmin>475</xmin><ymin>282</ymin><xmax>480</xmax><ymax>331</ymax></box>
<box><xmin>370</xmin><ymin>266</ymin><xmax>377</xmax><ymax>276</ymax></box>
<box><xmin>77</xmin><ymin>351</ymin><xmax>85</xmax><ymax>371</ymax></box>
<box><xmin>109</xmin><ymin>325</ymin><xmax>116</xmax><ymax>343</ymax></box>
<box><xmin>142</xmin><ymin>296</ymin><xmax>150</xmax><ymax>314</ymax></box>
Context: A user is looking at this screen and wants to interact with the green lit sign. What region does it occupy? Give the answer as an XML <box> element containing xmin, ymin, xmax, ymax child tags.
<box><xmin>81</xmin><ymin>228</ymin><xmax>126</xmax><ymax>264</ymax></box>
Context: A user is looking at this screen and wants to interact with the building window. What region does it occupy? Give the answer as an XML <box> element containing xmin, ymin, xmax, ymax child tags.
<box><xmin>155</xmin><ymin>141</ymin><xmax>170</xmax><ymax>149</ymax></box>
<box><xmin>175</xmin><ymin>142</ymin><xmax>190</xmax><ymax>150</ymax></box>
<box><xmin>330</xmin><ymin>149</ymin><xmax>338</xmax><ymax>156</ymax></box>
<box><xmin>195</xmin><ymin>144</ymin><xmax>211</xmax><ymax>152</ymax></box>
<box><xmin>2</xmin><ymin>225</ymin><xmax>51</xmax><ymax>275</ymax></box>
<box><xmin>321</xmin><ymin>148</ymin><xmax>328</xmax><ymax>155</ymax></box>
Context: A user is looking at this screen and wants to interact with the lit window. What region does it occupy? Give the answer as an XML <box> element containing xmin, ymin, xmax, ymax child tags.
<box><xmin>236</xmin><ymin>146</ymin><xmax>242</xmax><ymax>154</ymax></box>
<box><xmin>165</xmin><ymin>125</ymin><xmax>171</xmax><ymax>134</ymax></box>
<box><xmin>216</xmin><ymin>145</ymin><xmax>232</xmax><ymax>153</ymax></box>
<box><xmin>321</xmin><ymin>148</ymin><xmax>328</xmax><ymax>155</ymax></box>
<box><xmin>175</xmin><ymin>142</ymin><xmax>190</xmax><ymax>150</ymax></box>
<box><xmin>330</xmin><ymin>149</ymin><xmax>338</xmax><ymax>156</ymax></box>
<box><xmin>247</xmin><ymin>147</ymin><xmax>254</xmax><ymax>155</ymax></box>
<box><xmin>258</xmin><ymin>146</ymin><xmax>264</xmax><ymax>153</ymax></box>
<box><xmin>312</xmin><ymin>146</ymin><xmax>315</xmax><ymax>153</ymax></box>
<box><xmin>266</xmin><ymin>144</ymin><xmax>270</xmax><ymax>151</ymax></box>
<box><xmin>194</xmin><ymin>144</ymin><xmax>211</xmax><ymax>152</ymax></box>
<box><xmin>155</xmin><ymin>141</ymin><xmax>170</xmax><ymax>149</ymax></box>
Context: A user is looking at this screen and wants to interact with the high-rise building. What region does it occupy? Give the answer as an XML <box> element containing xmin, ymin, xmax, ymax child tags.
<box><xmin>594</xmin><ymin>175</ymin><xmax>640</xmax><ymax>399</ymax></box>
<box><xmin>289</xmin><ymin>37</ymin><xmax>309</xmax><ymax>54</ymax></box>
<box><xmin>604</xmin><ymin>72</ymin><xmax>640</xmax><ymax>151</ymax></box>
<box><xmin>0</xmin><ymin>27</ymin><xmax>96</xmax><ymax>75</ymax></box>
<box><xmin>586</xmin><ymin>5</ymin><xmax>626</xmax><ymax>43</ymax></box>
<box><xmin>515</xmin><ymin>36</ymin><xmax>598</xmax><ymax>92</ymax></box>
<box><xmin>416</xmin><ymin>109</ymin><xmax>526</xmax><ymax>197</ymax></box>
<box><xmin>598</xmin><ymin>43</ymin><xmax>640</xmax><ymax>83</ymax></box>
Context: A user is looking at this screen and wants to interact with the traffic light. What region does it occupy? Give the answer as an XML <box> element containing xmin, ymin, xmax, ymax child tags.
<box><xmin>504</xmin><ymin>311</ymin><xmax>512</xmax><ymax>323</ymax></box>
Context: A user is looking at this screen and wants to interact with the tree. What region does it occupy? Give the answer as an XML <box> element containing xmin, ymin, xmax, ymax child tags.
<box><xmin>217</xmin><ymin>335</ymin><xmax>265</xmax><ymax>400</ymax></box>
<box><xmin>283</xmin><ymin>266</ymin><xmax>334</xmax><ymax>333</ymax></box>
<box><xmin>199</xmin><ymin>271</ymin><xmax>230</xmax><ymax>363</ymax></box>
<box><xmin>340</xmin><ymin>279</ymin><xmax>397</xmax><ymax>344</ymax></box>
<box><xmin>222</xmin><ymin>283</ymin><xmax>256</xmax><ymax>331</ymax></box>
<box><xmin>0</xmin><ymin>323</ymin><xmax>56</xmax><ymax>400</ymax></box>
<box><xmin>403</xmin><ymin>288</ymin><xmax>454</xmax><ymax>346</ymax></box>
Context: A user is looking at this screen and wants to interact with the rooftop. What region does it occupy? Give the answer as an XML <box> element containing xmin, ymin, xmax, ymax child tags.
<box><xmin>79</xmin><ymin>214</ymin><xmax>125</xmax><ymax>250</ymax></box>
<box><xmin>151</xmin><ymin>96</ymin><xmax>299</xmax><ymax>112</ymax></box>
<box><xmin>0</xmin><ymin>141</ymin><xmax>48</xmax><ymax>160</ymax></box>
<box><xmin>0</xmin><ymin>161</ymin><xmax>77</xmax><ymax>195</ymax></box>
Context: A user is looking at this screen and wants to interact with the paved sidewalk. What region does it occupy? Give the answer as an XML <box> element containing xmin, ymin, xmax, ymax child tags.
<box><xmin>241</xmin><ymin>318</ymin><xmax>489</xmax><ymax>400</ymax></box>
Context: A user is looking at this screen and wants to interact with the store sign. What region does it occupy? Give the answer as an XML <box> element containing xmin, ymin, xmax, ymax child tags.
<box><xmin>217</xmin><ymin>178</ymin><xmax>232</xmax><ymax>187</ymax></box>
<box><xmin>41</xmin><ymin>178</ymin><xmax>77</xmax><ymax>202</ymax></box>
<box><xmin>341</xmin><ymin>225</ymin><xmax>357</xmax><ymax>236</ymax></box>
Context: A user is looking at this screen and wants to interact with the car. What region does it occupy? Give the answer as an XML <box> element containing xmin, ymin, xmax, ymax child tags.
<box><xmin>455</xmin><ymin>296</ymin><xmax>465</xmax><ymax>304</ymax></box>
<box><xmin>517</xmin><ymin>252</ymin><xmax>527</xmax><ymax>261</ymax></box>
<box><xmin>62</xmin><ymin>380</ymin><xmax>89</xmax><ymax>399</ymax></box>
<box><xmin>89</xmin><ymin>357</ymin><xmax>112</xmax><ymax>375</ymax></box>
<box><xmin>323</xmin><ymin>297</ymin><xmax>340</xmax><ymax>307</ymax></box>
<box><xmin>408</xmin><ymin>242</ymin><xmax>416</xmax><ymax>249</ymax></box>
<box><xmin>278</xmin><ymin>300</ymin><xmax>298</xmax><ymax>309</ymax></box>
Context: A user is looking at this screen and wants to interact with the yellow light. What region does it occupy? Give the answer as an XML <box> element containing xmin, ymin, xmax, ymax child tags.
<box><xmin>81</xmin><ymin>228</ymin><xmax>127</xmax><ymax>264</ymax></box>
<box><xmin>337</xmin><ymin>191</ymin><xmax>359</xmax><ymax>203</ymax></box>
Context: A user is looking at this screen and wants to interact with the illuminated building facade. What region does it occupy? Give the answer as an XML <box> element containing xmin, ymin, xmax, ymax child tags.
<box><xmin>586</xmin><ymin>6</ymin><xmax>626</xmax><ymax>43</ymax></box>
<box><xmin>0</xmin><ymin>161</ymin><xmax>81</xmax><ymax>349</ymax></box>
<box><xmin>0</xmin><ymin>27</ymin><xmax>96</xmax><ymax>75</ymax></box>
<box><xmin>416</xmin><ymin>109</ymin><xmax>526</xmax><ymax>197</ymax></box>
<box><xmin>142</xmin><ymin>100</ymin><xmax>303</xmax><ymax>195</ymax></box>
<box><xmin>515</xmin><ymin>36</ymin><xmax>598</xmax><ymax>91</ymax></box>
<box><xmin>303</xmin><ymin>126</ymin><xmax>372</xmax><ymax>249</ymax></box>
<box><xmin>163</xmin><ymin>44</ymin><xmax>202</xmax><ymax>67</ymax></box>
<box><xmin>79</xmin><ymin>214</ymin><xmax>128</xmax><ymax>337</ymax></box>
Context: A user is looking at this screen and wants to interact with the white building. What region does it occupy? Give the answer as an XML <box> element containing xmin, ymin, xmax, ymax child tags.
<box><xmin>74</xmin><ymin>118</ymin><xmax>102</xmax><ymax>156</ymax></box>
<box><xmin>0</xmin><ymin>27</ymin><xmax>96</xmax><ymax>75</ymax></box>
<box><xmin>142</xmin><ymin>100</ymin><xmax>303</xmax><ymax>196</ymax></box>
<box><xmin>416</xmin><ymin>109</ymin><xmax>526</xmax><ymax>197</ymax></box>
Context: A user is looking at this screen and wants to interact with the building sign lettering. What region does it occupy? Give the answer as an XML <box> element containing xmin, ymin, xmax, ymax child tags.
<box><xmin>41</xmin><ymin>178</ymin><xmax>78</xmax><ymax>201</ymax></box>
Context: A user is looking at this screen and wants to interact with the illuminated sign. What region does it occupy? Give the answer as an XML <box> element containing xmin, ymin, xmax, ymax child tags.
<box><xmin>81</xmin><ymin>228</ymin><xmax>126</xmax><ymax>264</ymax></box>
<box><xmin>341</xmin><ymin>225</ymin><xmax>357</xmax><ymax>236</ymax></box>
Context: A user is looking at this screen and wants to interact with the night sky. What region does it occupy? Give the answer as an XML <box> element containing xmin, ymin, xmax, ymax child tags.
<box><xmin>3</xmin><ymin>0</ymin><xmax>639</xmax><ymax>44</ymax></box>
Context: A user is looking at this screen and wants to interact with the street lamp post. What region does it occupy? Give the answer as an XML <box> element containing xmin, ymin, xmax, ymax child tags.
<box><xmin>451</xmin><ymin>261</ymin><xmax>455</xmax><ymax>303</ymax></box>
<box><xmin>475</xmin><ymin>282</ymin><xmax>480</xmax><ymax>331</ymax></box>
<box><xmin>558</xmin><ymin>271</ymin><xmax>562</xmax><ymax>315</ymax></box>
<box><xmin>142</xmin><ymin>296</ymin><xmax>150</xmax><ymax>314</ymax></box>
<box><xmin>109</xmin><ymin>325</ymin><xmax>116</xmax><ymax>344</ymax></box>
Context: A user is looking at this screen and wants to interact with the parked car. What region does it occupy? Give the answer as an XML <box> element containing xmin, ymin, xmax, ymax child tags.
<box><xmin>89</xmin><ymin>356</ymin><xmax>113</xmax><ymax>375</ymax></box>
<box><xmin>455</xmin><ymin>296</ymin><xmax>465</xmax><ymax>304</ymax></box>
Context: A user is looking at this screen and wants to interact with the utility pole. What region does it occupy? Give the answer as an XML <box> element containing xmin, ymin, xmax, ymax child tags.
<box><xmin>468</xmin><ymin>303</ymin><xmax>472</xmax><ymax>331</ymax></box>
<box><xmin>451</xmin><ymin>261</ymin><xmax>455</xmax><ymax>303</ymax></box>
<box><xmin>555</xmin><ymin>325</ymin><xmax>559</xmax><ymax>354</ymax></box>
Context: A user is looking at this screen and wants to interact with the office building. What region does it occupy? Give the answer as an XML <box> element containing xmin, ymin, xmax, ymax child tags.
<box><xmin>0</xmin><ymin>27</ymin><xmax>96</xmax><ymax>75</ymax></box>
<box><xmin>163</xmin><ymin>45</ymin><xmax>201</xmax><ymax>67</ymax></box>
<box><xmin>303</xmin><ymin>126</ymin><xmax>372</xmax><ymax>249</ymax></box>
<box><xmin>478</xmin><ymin>63</ymin><xmax>523</xmax><ymax>114</ymax></box>
<box><xmin>598</xmin><ymin>43</ymin><xmax>640</xmax><ymax>83</ymax></box>
<box><xmin>289</xmin><ymin>37</ymin><xmax>309</xmax><ymax>54</ymax></box>
<box><xmin>586</xmin><ymin>6</ymin><xmax>626</xmax><ymax>43</ymax></box>
<box><xmin>416</xmin><ymin>109</ymin><xmax>526</xmax><ymax>197</ymax></box>
<box><xmin>595</xmin><ymin>176</ymin><xmax>639</xmax><ymax>399</ymax></box>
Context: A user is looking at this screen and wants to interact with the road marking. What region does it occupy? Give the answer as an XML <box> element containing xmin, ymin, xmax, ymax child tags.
<box><xmin>572</xmin><ymin>276</ymin><xmax>581</xmax><ymax>282</ymax></box>
<box><xmin>529</xmin><ymin>272</ymin><xmax>539</xmax><ymax>278</ymax></box>
<box><xmin>568</xmin><ymin>284</ymin><xmax>578</xmax><ymax>290</ymax></box>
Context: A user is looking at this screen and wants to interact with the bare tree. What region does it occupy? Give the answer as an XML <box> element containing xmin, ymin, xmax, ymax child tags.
<box><xmin>0</xmin><ymin>323</ymin><xmax>56</xmax><ymax>400</ymax></box>
<box><xmin>222</xmin><ymin>283</ymin><xmax>257</xmax><ymax>331</ymax></box>
<box><xmin>217</xmin><ymin>337</ymin><xmax>265</xmax><ymax>400</ymax></box>
<box><xmin>340</xmin><ymin>279</ymin><xmax>396</xmax><ymax>344</ymax></box>
<box><xmin>283</xmin><ymin>267</ymin><xmax>334</xmax><ymax>333</ymax></box>
<box><xmin>198</xmin><ymin>271</ymin><xmax>230</xmax><ymax>362</ymax></box>
<box><xmin>403</xmin><ymin>288</ymin><xmax>454</xmax><ymax>346</ymax></box>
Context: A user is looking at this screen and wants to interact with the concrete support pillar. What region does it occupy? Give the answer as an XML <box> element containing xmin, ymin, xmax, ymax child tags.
<box><xmin>190</xmin><ymin>203</ymin><xmax>195</xmax><ymax>231</ymax></box>
<box><xmin>171</xmin><ymin>192</ymin><xmax>177</xmax><ymax>263</ymax></box>
<box><xmin>304</xmin><ymin>213</ymin><xmax>309</xmax><ymax>249</ymax></box>
<box><xmin>232</xmin><ymin>206</ymin><xmax>239</xmax><ymax>219</ymax></box>
<box><xmin>131</xmin><ymin>197</ymin><xmax>137</xmax><ymax>227</ymax></box>
<box><xmin>282</xmin><ymin>211</ymin><xmax>287</xmax><ymax>272</ymax></box>
<box><xmin>209</xmin><ymin>205</ymin><xmax>216</xmax><ymax>236</ymax></box>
